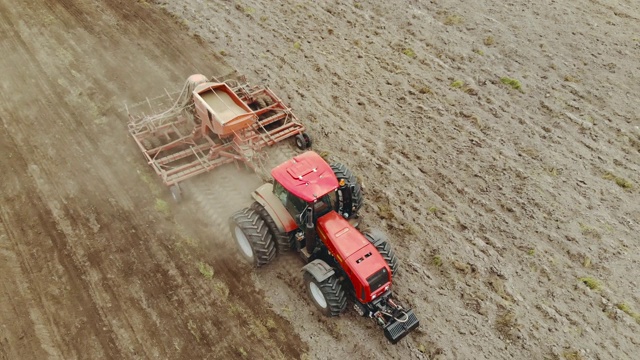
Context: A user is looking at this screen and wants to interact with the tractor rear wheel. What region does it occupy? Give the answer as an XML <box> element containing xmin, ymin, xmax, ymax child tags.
<box><xmin>364</xmin><ymin>229</ymin><xmax>399</xmax><ymax>277</ymax></box>
<box><xmin>330</xmin><ymin>162</ymin><xmax>363</xmax><ymax>218</ymax></box>
<box><xmin>229</xmin><ymin>208</ymin><xmax>276</xmax><ymax>267</ymax></box>
<box><xmin>250</xmin><ymin>202</ymin><xmax>292</xmax><ymax>253</ymax></box>
<box><xmin>304</xmin><ymin>272</ymin><xmax>347</xmax><ymax>317</ymax></box>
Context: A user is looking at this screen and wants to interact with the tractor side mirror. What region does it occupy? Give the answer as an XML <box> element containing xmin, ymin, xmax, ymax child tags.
<box><xmin>298</xmin><ymin>205</ymin><xmax>309</xmax><ymax>225</ymax></box>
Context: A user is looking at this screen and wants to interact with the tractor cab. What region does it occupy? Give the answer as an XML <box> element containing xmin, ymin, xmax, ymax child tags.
<box><xmin>272</xmin><ymin>180</ymin><xmax>336</xmax><ymax>226</ymax></box>
<box><xmin>270</xmin><ymin>151</ymin><xmax>340</xmax><ymax>223</ymax></box>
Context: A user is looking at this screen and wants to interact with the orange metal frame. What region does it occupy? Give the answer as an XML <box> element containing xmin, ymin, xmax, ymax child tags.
<box><xmin>127</xmin><ymin>74</ymin><xmax>306</xmax><ymax>187</ymax></box>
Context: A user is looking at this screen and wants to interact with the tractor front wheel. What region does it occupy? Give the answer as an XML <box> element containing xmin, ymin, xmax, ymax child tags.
<box><xmin>364</xmin><ymin>229</ymin><xmax>399</xmax><ymax>277</ymax></box>
<box><xmin>330</xmin><ymin>162</ymin><xmax>363</xmax><ymax>218</ymax></box>
<box><xmin>229</xmin><ymin>208</ymin><xmax>276</xmax><ymax>267</ymax></box>
<box><xmin>304</xmin><ymin>272</ymin><xmax>347</xmax><ymax>317</ymax></box>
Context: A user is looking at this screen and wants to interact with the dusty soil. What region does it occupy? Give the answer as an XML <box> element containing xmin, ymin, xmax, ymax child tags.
<box><xmin>2</xmin><ymin>0</ymin><xmax>639</xmax><ymax>360</ymax></box>
<box><xmin>0</xmin><ymin>1</ymin><xmax>303</xmax><ymax>359</ymax></box>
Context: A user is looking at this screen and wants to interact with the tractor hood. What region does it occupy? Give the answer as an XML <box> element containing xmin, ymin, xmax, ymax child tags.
<box><xmin>316</xmin><ymin>212</ymin><xmax>392</xmax><ymax>302</ymax></box>
<box><xmin>271</xmin><ymin>151</ymin><xmax>338</xmax><ymax>202</ymax></box>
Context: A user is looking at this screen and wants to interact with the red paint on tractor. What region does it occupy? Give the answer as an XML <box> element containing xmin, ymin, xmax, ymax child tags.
<box><xmin>316</xmin><ymin>212</ymin><xmax>392</xmax><ymax>303</ymax></box>
<box><xmin>271</xmin><ymin>151</ymin><xmax>339</xmax><ymax>202</ymax></box>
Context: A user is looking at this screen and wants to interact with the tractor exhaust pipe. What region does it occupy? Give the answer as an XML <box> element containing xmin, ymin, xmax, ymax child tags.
<box><xmin>304</xmin><ymin>207</ymin><xmax>315</xmax><ymax>254</ymax></box>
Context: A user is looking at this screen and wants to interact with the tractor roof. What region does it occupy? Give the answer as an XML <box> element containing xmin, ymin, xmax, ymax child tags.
<box><xmin>271</xmin><ymin>151</ymin><xmax>338</xmax><ymax>202</ymax></box>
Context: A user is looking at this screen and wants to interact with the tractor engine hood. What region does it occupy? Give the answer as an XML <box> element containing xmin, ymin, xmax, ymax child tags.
<box><xmin>316</xmin><ymin>212</ymin><xmax>392</xmax><ymax>303</ymax></box>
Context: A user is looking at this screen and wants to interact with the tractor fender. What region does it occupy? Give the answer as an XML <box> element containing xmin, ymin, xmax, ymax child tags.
<box><xmin>302</xmin><ymin>259</ymin><xmax>335</xmax><ymax>283</ymax></box>
<box><xmin>251</xmin><ymin>183</ymin><xmax>298</xmax><ymax>233</ymax></box>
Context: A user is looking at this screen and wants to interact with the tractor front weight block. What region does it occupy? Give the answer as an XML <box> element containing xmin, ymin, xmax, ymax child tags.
<box><xmin>383</xmin><ymin>308</ymin><xmax>420</xmax><ymax>344</ymax></box>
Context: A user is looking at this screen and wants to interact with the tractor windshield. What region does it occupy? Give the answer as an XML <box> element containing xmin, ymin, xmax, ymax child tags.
<box><xmin>274</xmin><ymin>181</ymin><xmax>307</xmax><ymax>218</ymax></box>
<box><xmin>312</xmin><ymin>192</ymin><xmax>337</xmax><ymax>219</ymax></box>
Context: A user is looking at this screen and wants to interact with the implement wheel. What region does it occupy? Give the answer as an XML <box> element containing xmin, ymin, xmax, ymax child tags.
<box><xmin>250</xmin><ymin>202</ymin><xmax>292</xmax><ymax>253</ymax></box>
<box><xmin>364</xmin><ymin>229</ymin><xmax>399</xmax><ymax>277</ymax></box>
<box><xmin>304</xmin><ymin>272</ymin><xmax>347</xmax><ymax>317</ymax></box>
<box><xmin>302</xmin><ymin>133</ymin><xmax>312</xmax><ymax>148</ymax></box>
<box><xmin>295</xmin><ymin>133</ymin><xmax>307</xmax><ymax>150</ymax></box>
<box><xmin>229</xmin><ymin>208</ymin><xmax>276</xmax><ymax>267</ymax></box>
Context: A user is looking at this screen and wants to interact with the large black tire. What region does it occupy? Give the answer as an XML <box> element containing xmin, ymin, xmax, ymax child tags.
<box><xmin>250</xmin><ymin>202</ymin><xmax>292</xmax><ymax>253</ymax></box>
<box><xmin>304</xmin><ymin>272</ymin><xmax>347</xmax><ymax>317</ymax></box>
<box><xmin>302</xmin><ymin>132</ymin><xmax>312</xmax><ymax>148</ymax></box>
<box><xmin>330</xmin><ymin>162</ymin><xmax>363</xmax><ymax>218</ymax></box>
<box><xmin>364</xmin><ymin>229</ymin><xmax>399</xmax><ymax>277</ymax></box>
<box><xmin>229</xmin><ymin>208</ymin><xmax>276</xmax><ymax>267</ymax></box>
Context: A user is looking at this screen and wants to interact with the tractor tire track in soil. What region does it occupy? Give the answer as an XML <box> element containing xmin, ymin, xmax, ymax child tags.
<box><xmin>0</xmin><ymin>0</ymin><xmax>305</xmax><ymax>359</ymax></box>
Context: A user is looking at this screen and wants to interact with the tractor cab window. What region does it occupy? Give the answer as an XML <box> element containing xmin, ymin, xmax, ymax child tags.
<box><xmin>273</xmin><ymin>181</ymin><xmax>288</xmax><ymax>205</ymax></box>
<box><xmin>273</xmin><ymin>181</ymin><xmax>307</xmax><ymax>221</ymax></box>
<box><xmin>287</xmin><ymin>194</ymin><xmax>307</xmax><ymax>221</ymax></box>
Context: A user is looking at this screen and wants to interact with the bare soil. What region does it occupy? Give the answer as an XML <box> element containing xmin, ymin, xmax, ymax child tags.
<box><xmin>0</xmin><ymin>1</ymin><xmax>303</xmax><ymax>359</ymax></box>
<box><xmin>2</xmin><ymin>1</ymin><xmax>639</xmax><ymax>360</ymax></box>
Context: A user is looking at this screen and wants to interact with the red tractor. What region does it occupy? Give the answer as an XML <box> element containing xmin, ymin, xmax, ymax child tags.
<box><xmin>229</xmin><ymin>151</ymin><xmax>419</xmax><ymax>343</ymax></box>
